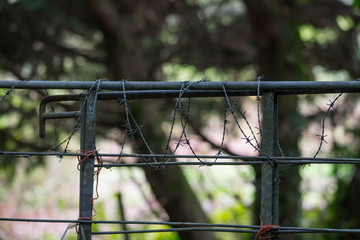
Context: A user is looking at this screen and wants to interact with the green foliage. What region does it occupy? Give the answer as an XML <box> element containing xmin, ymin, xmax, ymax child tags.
<box><xmin>31</xmin><ymin>232</ymin><xmax>57</xmax><ymax>240</ymax></box>
<box><xmin>57</xmin><ymin>199</ymin><xmax>66</xmax><ymax>212</ymax></box>
<box><xmin>333</xmin><ymin>165</ymin><xmax>355</xmax><ymax>183</ymax></box>
<box><xmin>302</xmin><ymin>208</ymin><xmax>327</xmax><ymax>240</ymax></box>
<box><xmin>160</xmin><ymin>63</ymin><xmax>255</xmax><ymax>83</ymax></box>
<box><xmin>0</xmin><ymin>89</ymin><xmax>46</xmax><ymax>179</ymax></box>
<box><xmin>336</xmin><ymin>15</ymin><xmax>354</xmax><ymax>31</ymax></box>
<box><xmin>92</xmin><ymin>202</ymin><xmax>106</xmax><ymax>232</ymax></box>
<box><xmin>0</xmin><ymin>156</ymin><xmax>17</xmax><ymax>181</ymax></box>
<box><xmin>146</xmin><ymin>227</ymin><xmax>180</xmax><ymax>240</ymax></box>
<box><xmin>299</xmin><ymin>25</ymin><xmax>338</xmax><ymax>45</ymax></box>
<box><xmin>211</xmin><ymin>203</ymin><xmax>252</xmax><ymax>240</ymax></box>
<box><xmin>312</xmin><ymin>66</ymin><xmax>351</xmax><ymax>82</ymax></box>
<box><xmin>65</xmin><ymin>235</ymin><xmax>78</xmax><ymax>240</ymax></box>
<box><xmin>353</xmin><ymin>0</ymin><xmax>360</xmax><ymax>8</ymax></box>
<box><xmin>212</xmin><ymin>203</ymin><xmax>251</xmax><ymax>224</ymax></box>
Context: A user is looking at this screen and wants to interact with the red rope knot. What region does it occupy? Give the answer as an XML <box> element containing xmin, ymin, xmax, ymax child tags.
<box><xmin>77</xmin><ymin>150</ymin><xmax>95</xmax><ymax>170</ymax></box>
<box><xmin>77</xmin><ymin>150</ymin><xmax>104</xmax><ymax>219</ymax></box>
<box><xmin>76</xmin><ymin>217</ymin><xmax>93</xmax><ymax>235</ymax></box>
<box><xmin>255</xmin><ymin>217</ymin><xmax>280</xmax><ymax>239</ymax></box>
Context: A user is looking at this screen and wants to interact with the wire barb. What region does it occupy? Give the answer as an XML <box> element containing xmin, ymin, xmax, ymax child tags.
<box><xmin>313</xmin><ymin>93</ymin><xmax>343</xmax><ymax>158</ymax></box>
<box><xmin>0</xmin><ymin>79</ymin><xmax>28</xmax><ymax>104</ymax></box>
<box><xmin>165</xmin><ymin>80</ymin><xmax>209</xmax><ymax>165</ymax></box>
<box><xmin>222</xmin><ymin>82</ymin><xmax>262</xmax><ymax>154</ymax></box>
<box><xmin>120</xmin><ymin>80</ymin><xmax>159</xmax><ymax>168</ymax></box>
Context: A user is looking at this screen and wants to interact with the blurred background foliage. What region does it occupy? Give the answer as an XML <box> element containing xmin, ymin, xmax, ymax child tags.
<box><xmin>1</xmin><ymin>0</ymin><xmax>360</xmax><ymax>239</ymax></box>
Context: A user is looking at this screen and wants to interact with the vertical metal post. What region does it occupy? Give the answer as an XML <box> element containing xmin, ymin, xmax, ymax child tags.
<box><xmin>79</xmin><ymin>92</ymin><xmax>97</xmax><ymax>240</ymax></box>
<box><xmin>261</xmin><ymin>92</ymin><xmax>279</xmax><ymax>238</ymax></box>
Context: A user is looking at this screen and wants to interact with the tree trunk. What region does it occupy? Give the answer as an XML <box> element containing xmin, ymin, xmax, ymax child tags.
<box><xmin>104</xmin><ymin>33</ymin><xmax>215</xmax><ymax>240</ymax></box>
<box><xmin>138</xmin><ymin>100</ymin><xmax>215</xmax><ymax>240</ymax></box>
<box><xmin>243</xmin><ymin>0</ymin><xmax>306</xmax><ymax>235</ymax></box>
<box><xmin>143</xmin><ymin>166</ymin><xmax>214</xmax><ymax>240</ymax></box>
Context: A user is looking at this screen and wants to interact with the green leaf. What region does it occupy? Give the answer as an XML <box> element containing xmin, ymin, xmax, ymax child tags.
<box><xmin>353</xmin><ymin>0</ymin><xmax>360</xmax><ymax>8</ymax></box>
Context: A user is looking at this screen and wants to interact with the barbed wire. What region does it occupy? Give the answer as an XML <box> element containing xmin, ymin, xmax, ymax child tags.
<box><xmin>165</xmin><ymin>81</ymin><xmax>192</xmax><ymax>154</ymax></box>
<box><xmin>222</xmin><ymin>82</ymin><xmax>262</xmax><ymax>153</ymax></box>
<box><xmin>0</xmin><ymin>79</ymin><xmax>352</xmax><ymax>171</ymax></box>
<box><xmin>176</xmin><ymin>97</ymin><xmax>207</xmax><ymax>165</ymax></box>
<box><xmin>213</xmin><ymin>99</ymin><xmax>229</xmax><ymax>162</ymax></box>
<box><xmin>1</xmin><ymin>79</ymin><xmax>359</xmax><ymax>239</ymax></box>
<box><xmin>115</xmin><ymin>134</ymin><xmax>127</xmax><ymax>164</ymax></box>
<box><xmin>43</xmin><ymin>80</ymin><xmax>104</xmax><ymax>156</ymax></box>
<box><xmin>222</xmin><ymin>79</ymin><xmax>281</xmax><ymax>177</ymax></box>
<box><xmin>119</xmin><ymin>79</ymin><xmax>161</xmax><ymax>169</ymax></box>
<box><xmin>164</xmin><ymin>80</ymin><xmax>209</xmax><ymax>165</ymax></box>
<box><xmin>0</xmin><ymin>79</ymin><xmax>28</xmax><ymax>104</ymax></box>
<box><xmin>313</xmin><ymin>92</ymin><xmax>344</xmax><ymax>158</ymax></box>
<box><xmin>0</xmin><ymin>79</ymin><xmax>348</xmax><ymax>162</ymax></box>
<box><xmin>256</xmin><ymin>75</ymin><xmax>264</xmax><ymax>141</ymax></box>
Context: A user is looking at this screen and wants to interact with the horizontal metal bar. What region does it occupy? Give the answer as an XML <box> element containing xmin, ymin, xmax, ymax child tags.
<box><xmin>97</xmin><ymin>89</ymin><xmax>357</xmax><ymax>100</ymax></box>
<box><xmin>93</xmin><ymin>227</ymin><xmax>360</xmax><ymax>235</ymax></box>
<box><xmin>43</xmin><ymin>111</ymin><xmax>80</xmax><ymax>119</ymax></box>
<box><xmin>98</xmin><ymin>159</ymin><xmax>360</xmax><ymax>167</ymax></box>
<box><xmin>273</xmin><ymin>226</ymin><xmax>360</xmax><ymax>234</ymax></box>
<box><xmin>278</xmin><ymin>229</ymin><xmax>360</xmax><ymax>234</ymax></box>
<box><xmin>1</xmin><ymin>217</ymin><xmax>359</xmax><ymax>235</ymax></box>
<box><xmin>98</xmin><ymin>161</ymin><xmax>263</xmax><ymax>167</ymax></box>
<box><xmin>97</xmin><ymin>90</ymin><xmax>256</xmax><ymax>99</ymax></box>
<box><xmin>2</xmin><ymin>151</ymin><xmax>360</xmax><ymax>166</ymax></box>
<box><xmin>92</xmin><ymin>228</ymin><xmax>258</xmax><ymax>235</ymax></box>
<box><xmin>0</xmin><ymin>218</ymin><xmax>259</xmax><ymax>229</ymax></box>
<box><xmin>2</xmin><ymin>80</ymin><xmax>360</xmax><ymax>94</ymax></box>
<box><xmin>92</xmin><ymin>226</ymin><xmax>360</xmax><ymax>235</ymax></box>
<box><xmin>1</xmin><ymin>151</ymin><xmax>360</xmax><ymax>162</ymax></box>
<box><xmin>0</xmin><ymin>151</ymin><xmax>264</xmax><ymax>160</ymax></box>
<box><xmin>97</xmin><ymin>89</ymin><xmax>360</xmax><ymax>98</ymax></box>
<box><xmin>0</xmin><ymin>217</ymin><xmax>81</xmax><ymax>224</ymax></box>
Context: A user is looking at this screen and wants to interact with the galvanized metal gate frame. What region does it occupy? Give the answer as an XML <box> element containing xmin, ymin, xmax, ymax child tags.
<box><xmin>3</xmin><ymin>80</ymin><xmax>360</xmax><ymax>239</ymax></box>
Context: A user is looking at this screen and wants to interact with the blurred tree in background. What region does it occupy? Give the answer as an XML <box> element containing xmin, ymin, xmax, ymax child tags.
<box><xmin>0</xmin><ymin>0</ymin><xmax>360</xmax><ymax>239</ymax></box>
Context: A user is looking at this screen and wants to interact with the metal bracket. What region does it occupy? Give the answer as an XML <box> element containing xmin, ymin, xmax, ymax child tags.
<box><xmin>39</xmin><ymin>94</ymin><xmax>80</xmax><ymax>138</ymax></box>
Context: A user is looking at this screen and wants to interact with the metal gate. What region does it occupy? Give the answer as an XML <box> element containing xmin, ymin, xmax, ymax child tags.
<box><xmin>1</xmin><ymin>80</ymin><xmax>360</xmax><ymax>239</ymax></box>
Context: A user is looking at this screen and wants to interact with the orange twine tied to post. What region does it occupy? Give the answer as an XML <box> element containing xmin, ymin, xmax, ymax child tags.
<box><xmin>255</xmin><ymin>216</ymin><xmax>280</xmax><ymax>240</ymax></box>
<box><xmin>77</xmin><ymin>150</ymin><xmax>103</xmax><ymax>219</ymax></box>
